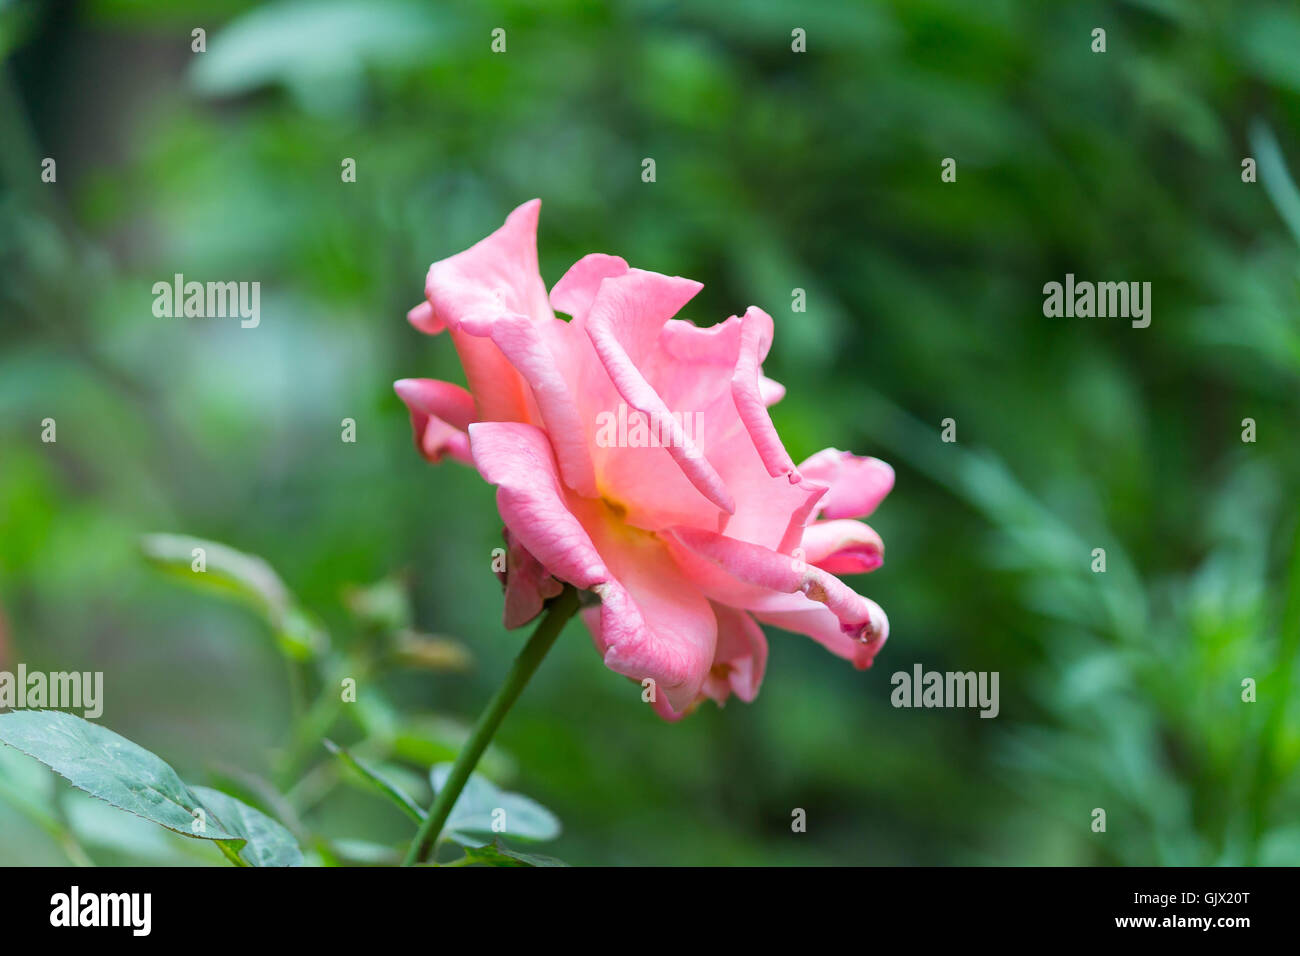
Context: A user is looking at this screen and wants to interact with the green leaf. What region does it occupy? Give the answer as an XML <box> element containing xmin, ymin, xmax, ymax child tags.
<box><xmin>189</xmin><ymin>786</ymin><xmax>304</xmax><ymax>867</ymax></box>
<box><xmin>140</xmin><ymin>533</ymin><xmax>327</xmax><ymax>659</ymax></box>
<box><xmin>278</xmin><ymin>606</ymin><xmax>330</xmax><ymax>660</ymax></box>
<box><xmin>322</xmin><ymin>839</ymin><xmax>402</xmax><ymax>866</ymax></box>
<box><xmin>188</xmin><ymin>0</ymin><xmax>454</xmax><ymax>112</ymax></box>
<box><xmin>431</xmin><ymin>764</ymin><xmax>561</xmax><ymax>844</ymax></box>
<box><xmin>1250</xmin><ymin>120</ymin><xmax>1300</xmax><ymax>248</ymax></box>
<box><xmin>324</xmin><ymin>739</ymin><xmax>425</xmax><ymax>824</ymax></box>
<box><xmin>0</xmin><ymin>711</ymin><xmax>237</xmax><ymax>842</ymax></box>
<box><xmin>460</xmin><ymin>838</ymin><xmax>568</xmax><ymax>868</ymax></box>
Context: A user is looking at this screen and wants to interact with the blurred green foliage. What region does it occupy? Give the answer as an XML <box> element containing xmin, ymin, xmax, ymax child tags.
<box><xmin>2</xmin><ymin>0</ymin><xmax>1299</xmax><ymax>865</ymax></box>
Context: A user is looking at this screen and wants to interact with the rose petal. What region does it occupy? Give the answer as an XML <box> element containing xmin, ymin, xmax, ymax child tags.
<box><xmin>590</xmin><ymin>573</ymin><xmax>716</xmax><ymax>716</ymax></box>
<box><xmin>798</xmin><ymin>449</ymin><xmax>895</xmax><ymax>520</ymax></box>
<box><xmin>394</xmin><ymin>378</ymin><xmax>476</xmax><ymax>431</ymax></box>
<box><xmin>759</xmin><ymin>376</ymin><xmax>785</xmax><ymax>407</ymax></box>
<box><xmin>586</xmin><ymin>270</ymin><xmax>735</xmax><ymax>515</ymax></box>
<box><xmin>466</xmin><ymin>313</ymin><xmax>599</xmax><ymax>497</ymax></box>
<box><xmin>500</xmin><ymin>529</ymin><xmax>563</xmax><ymax>629</ymax></box>
<box><xmin>701</xmin><ymin>603</ymin><xmax>768</xmax><ymax>705</ymax></box>
<box><xmin>550</xmin><ymin>254</ymin><xmax>630</xmax><ymax>327</ymax></box>
<box><xmin>563</xmin><ymin>495</ymin><xmax>719</xmax><ymax>716</ymax></box>
<box><xmin>407</xmin><ymin>300</ymin><xmax>445</xmax><ymax>336</ymax></box>
<box><xmin>425</xmin><ymin>199</ymin><xmax>553</xmax><ymax>327</ymax></box>
<box><xmin>394</xmin><ymin>379</ymin><xmax>474</xmax><ymax>464</ymax></box>
<box><xmin>800</xmin><ymin>519</ymin><xmax>885</xmax><ymax>575</ymax></box>
<box><xmin>754</xmin><ymin>600</ymin><xmax>888</xmax><ymax>670</ymax></box>
<box><xmin>468</xmin><ymin>421</ymin><xmax>610</xmax><ymax>588</ymax></box>
<box><xmin>730</xmin><ymin>306</ymin><xmax>796</xmax><ymax>479</ymax></box>
<box><xmin>423</xmin><ymin>200</ymin><xmax>553</xmax><ymax>423</ymax></box>
<box><xmin>666</xmin><ymin>526</ymin><xmax>887</xmax><ymax>647</ymax></box>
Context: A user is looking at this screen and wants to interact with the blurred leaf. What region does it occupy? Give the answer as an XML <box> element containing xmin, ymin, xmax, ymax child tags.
<box><xmin>0</xmin><ymin>741</ymin><xmax>70</xmax><ymax>851</ymax></box>
<box><xmin>1238</xmin><ymin>9</ymin><xmax>1300</xmax><ymax>94</ymax></box>
<box><xmin>431</xmin><ymin>763</ymin><xmax>561</xmax><ymax>844</ymax></box>
<box><xmin>141</xmin><ymin>533</ymin><xmax>327</xmax><ymax>659</ymax></box>
<box><xmin>348</xmin><ymin>686</ymin><xmax>401</xmax><ymax>741</ymax></box>
<box><xmin>189</xmin><ymin>0</ymin><xmax>448</xmax><ymax>109</ymax></box>
<box><xmin>0</xmin><ymin>2</ymin><xmax>38</xmax><ymax>61</ymax></box>
<box><xmin>319</xmin><ymin>838</ymin><xmax>401</xmax><ymax>866</ymax></box>
<box><xmin>0</xmin><ymin>738</ymin><xmax>54</xmax><ymax>816</ymax></box>
<box><xmin>324</xmin><ymin>738</ymin><xmax>424</xmax><ymax>823</ymax></box>
<box><xmin>1259</xmin><ymin>827</ymin><xmax>1300</xmax><ymax>866</ymax></box>
<box><xmin>1250</xmin><ymin>120</ymin><xmax>1300</xmax><ymax>247</ymax></box>
<box><xmin>459</xmin><ymin>839</ymin><xmax>568</xmax><ymax>868</ymax></box>
<box><xmin>63</xmin><ymin>792</ymin><xmax>212</xmax><ymax>864</ymax></box>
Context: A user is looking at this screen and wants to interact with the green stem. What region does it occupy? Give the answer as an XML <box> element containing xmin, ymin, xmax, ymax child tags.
<box><xmin>402</xmin><ymin>586</ymin><xmax>579</xmax><ymax>866</ymax></box>
<box><xmin>277</xmin><ymin>653</ymin><xmax>371</xmax><ymax>788</ymax></box>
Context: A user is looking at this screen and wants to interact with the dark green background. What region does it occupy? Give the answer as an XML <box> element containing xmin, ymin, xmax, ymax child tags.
<box><xmin>2</xmin><ymin>0</ymin><xmax>1299</xmax><ymax>865</ymax></box>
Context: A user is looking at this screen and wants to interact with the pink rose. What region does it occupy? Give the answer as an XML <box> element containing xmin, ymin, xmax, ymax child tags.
<box><xmin>396</xmin><ymin>200</ymin><xmax>893</xmax><ymax>719</ymax></box>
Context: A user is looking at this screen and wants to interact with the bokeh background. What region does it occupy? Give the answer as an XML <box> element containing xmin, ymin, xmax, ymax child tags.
<box><xmin>3</xmin><ymin>0</ymin><xmax>1300</xmax><ymax>866</ymax></box>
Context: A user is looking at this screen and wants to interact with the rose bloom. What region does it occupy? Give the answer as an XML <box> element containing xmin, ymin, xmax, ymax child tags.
<box><xmin>396</xmin><ymin>201</ymin><xmax>893</xmax><ymax>719</ymax></box>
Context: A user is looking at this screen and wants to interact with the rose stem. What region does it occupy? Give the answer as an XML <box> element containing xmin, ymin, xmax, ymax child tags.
<box><xmin>402</xmin><ymin>584</ymin><xmax>580</xmax><ymax>866</ymax></box>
